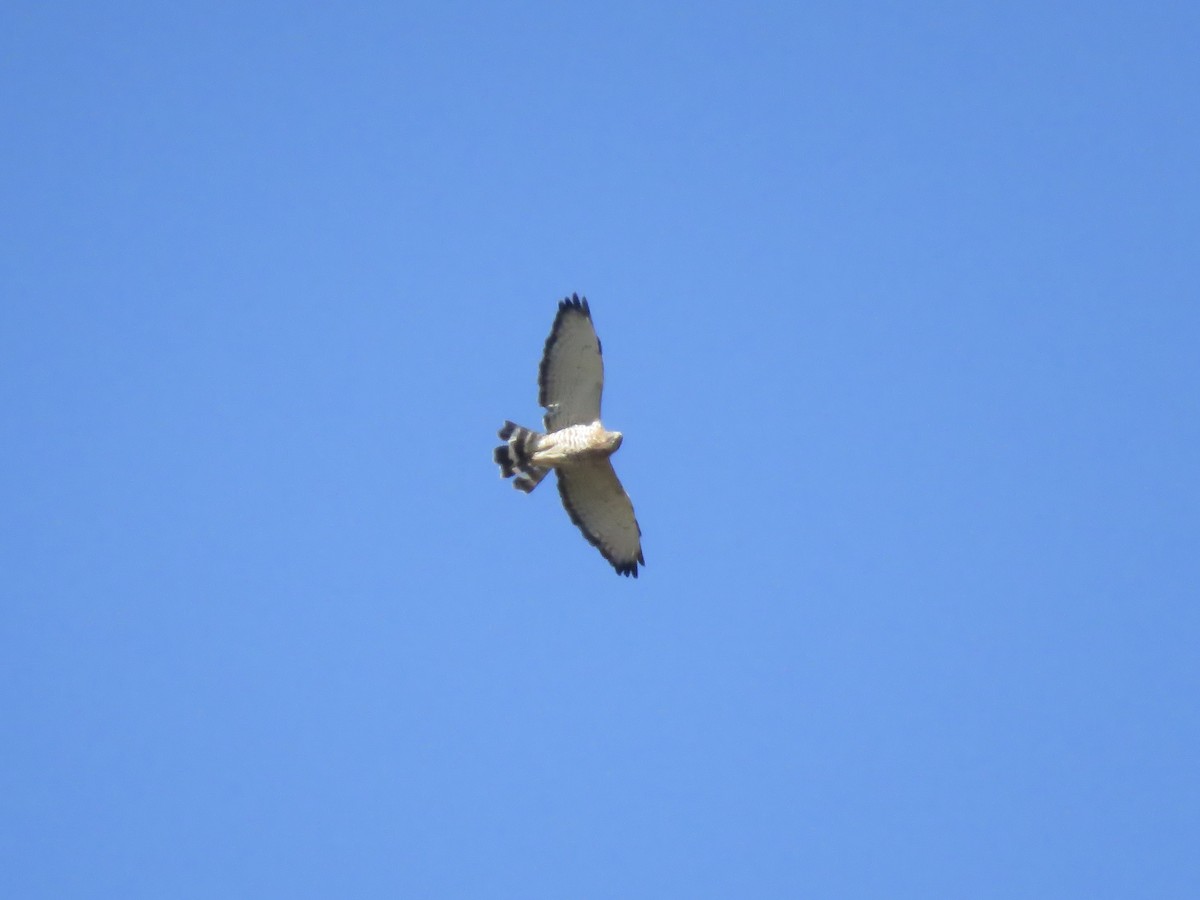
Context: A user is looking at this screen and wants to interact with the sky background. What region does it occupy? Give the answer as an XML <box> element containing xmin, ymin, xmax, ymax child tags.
<box><xmin>2</xmin><ymin>2</ymin><xmax>1198</xmax><ymax>897</ymax></box>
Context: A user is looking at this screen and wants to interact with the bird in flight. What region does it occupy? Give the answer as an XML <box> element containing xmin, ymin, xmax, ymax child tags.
<box><xmin>494</xmin><ymin>295</ymin><xmax>644</xmax><ymax>577</ymax></box>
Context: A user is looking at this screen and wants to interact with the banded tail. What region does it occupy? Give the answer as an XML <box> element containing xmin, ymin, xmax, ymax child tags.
<box><xmin>494</xmin><ymin>421</ymin><xmax>550</xmax><ymax>493</ymax></box>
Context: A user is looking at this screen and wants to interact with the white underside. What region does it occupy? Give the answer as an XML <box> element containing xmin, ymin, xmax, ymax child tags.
<box><xmin>530</xmin><ymin>421</ymin><xmax>616</xmax><ymax>467</ymax></box>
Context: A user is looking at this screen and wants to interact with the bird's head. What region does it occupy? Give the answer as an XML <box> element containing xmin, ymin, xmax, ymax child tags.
<box><xmin>608</xmin><ymin>430</ymin><xmax>624</xmax><ymax>452</ymax></box>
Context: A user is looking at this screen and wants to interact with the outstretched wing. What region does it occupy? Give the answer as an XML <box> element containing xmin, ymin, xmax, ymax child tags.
<box><xmin>539</xmin><ymin>295</ymin><xmax>604</xmax><ymax>431</ymax></box>
<box><xmin>556</xmin><ymin>460</ymin><xmax>644</xmax><ymax>577</ymax></box>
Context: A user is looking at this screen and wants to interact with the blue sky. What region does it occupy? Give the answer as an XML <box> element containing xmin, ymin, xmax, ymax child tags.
<box><xmin>3</xmin><ymin>2</ymin><xmax>1197</xmax><ymax>896</ymax></box>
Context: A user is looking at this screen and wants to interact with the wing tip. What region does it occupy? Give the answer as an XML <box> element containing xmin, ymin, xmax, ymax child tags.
<box><xmin>613</xmin><ymin>548</ymin><xmax>645</xmax><ymax>577</ymax></box>
<box><xmin>559</xmin><ymin>293</ymin><xmax>590</xmax><ymax>318</ymax></box>
<box><xmin>614</xmin><ymin>559</ymin><xmax>641</xmax><ymax>578</ymax></box>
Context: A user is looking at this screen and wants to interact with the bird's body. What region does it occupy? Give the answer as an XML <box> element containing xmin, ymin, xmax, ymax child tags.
<box><xmin>494</xmin><ymin>296</ymin><xmax>644</xmax><ymax>577</ymax></box>
<box><xmin>527</xmin><ymin>422</ymin><xmax>622</xmax><ymax>464</ymax></box>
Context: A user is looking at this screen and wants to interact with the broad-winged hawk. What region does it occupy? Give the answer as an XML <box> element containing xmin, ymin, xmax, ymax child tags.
<box><xmin>494</xmin><ymin>295</ymin><xmax>644</xmax><ymax>577</ymax></box>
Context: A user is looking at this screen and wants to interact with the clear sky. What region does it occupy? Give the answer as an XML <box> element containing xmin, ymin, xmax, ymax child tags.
<box><xmin>3</xmin><ymin>2</ymin><xmax>1197</xmax><ymax>897</ymax></box>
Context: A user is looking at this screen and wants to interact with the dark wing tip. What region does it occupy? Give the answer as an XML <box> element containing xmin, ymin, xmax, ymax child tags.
<box><xmin>560</xmin><ymin>293</ymin><xmax>590</xmax><ymax>317</ymax></box>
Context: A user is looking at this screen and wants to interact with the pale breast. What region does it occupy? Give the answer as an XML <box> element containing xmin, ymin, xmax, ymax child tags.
<box><xmin>531</xmin><ymin>422</ymin><xmax>609</xmax><ymax>466</ymax></box>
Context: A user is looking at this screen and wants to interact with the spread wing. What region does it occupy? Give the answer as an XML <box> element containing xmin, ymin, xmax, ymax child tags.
<box><xmin>539</xmin><ymin>295</ymin><xmax>604</xmax><ymax>431</ymax></box>
<box><xmin>556</xmin><ymin>460</ymin><xmax>644</xmax><ymax>577</ymax></box>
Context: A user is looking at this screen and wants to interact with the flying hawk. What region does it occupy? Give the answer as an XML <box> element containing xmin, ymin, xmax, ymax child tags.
<box><xmin>494</xmin><ymin>295</ymin><xmax>644</xmax><ymax>577</ymax></box>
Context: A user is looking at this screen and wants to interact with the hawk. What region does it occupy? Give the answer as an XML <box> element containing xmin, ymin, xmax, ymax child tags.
<box><xmin>494</xmin><ymin>295</ymin><xmax>644</xmax><ymax>577</ymax></box>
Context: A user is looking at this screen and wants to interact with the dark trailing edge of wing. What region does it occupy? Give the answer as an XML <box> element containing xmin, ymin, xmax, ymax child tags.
<box><xmin>556</xmin><ymin>472</ymin><xmax>645</xmax><ymax>578</ymax></box>
<box><xmin>538</xmin><ymin>293</ymin><xmax>595</xmax><ymax>409</ymax></box>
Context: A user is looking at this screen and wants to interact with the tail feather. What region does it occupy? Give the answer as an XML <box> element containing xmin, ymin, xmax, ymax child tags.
<box><xmin>495</xmin><ymin>421</ymin><xmax>550</xmax><ymax>492</ymax></box>
<box><xmin>513</xmin><ymin>469</ymin><xmax>548</xmax><ymax>493</ymax></box>
<box><xmin>494</xmin><ymin>444</ymin><xmax>516</xmax><ymax>478</ymax></box>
